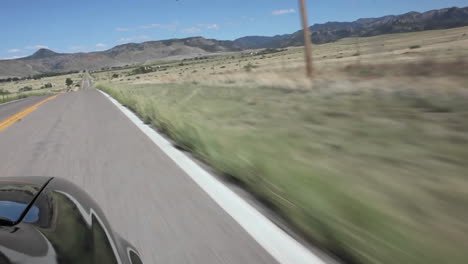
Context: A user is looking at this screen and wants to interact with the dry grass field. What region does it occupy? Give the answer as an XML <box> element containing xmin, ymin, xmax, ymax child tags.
<box><xmin>95</xmin><ymin>27</ymin><xmax>468</xmax><ymax>264</ymax></box>
<box><xmin>93</xmin><ymin>26</ymin><xmax>468</xmax><ymax>84</ymax></box>
<box><xmin>0</xmin><ymin>73</ymin><xmax>82</xmax><ymax>103</ymax></box>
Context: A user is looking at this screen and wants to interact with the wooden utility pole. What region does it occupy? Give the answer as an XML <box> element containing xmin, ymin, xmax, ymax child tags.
<box><xmin>299</xmin><ymin>0</ymin><xmax>314</xmax><ymax>78</ymax></box>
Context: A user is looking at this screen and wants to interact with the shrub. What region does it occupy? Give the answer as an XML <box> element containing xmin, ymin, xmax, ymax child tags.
<box><xmin>19</xmin><ymin>86</ymin><xmax>32</xmax><ymax>92</ymax></box>
<box><xmin>0</xmin><ymin>89</ymin><xmax>10</xmax><ymax>95</ymax></box>
<box><xmin>131</xmin><ymin>66</ymin><xmax>153</xmax><ymax>75</ymax></box>
<box><xmin>243</xmin><ymin>63</ymin><xmax>258</xmax><ymax>72</ymax></box>
<box><xmin>409</xmin><ymin>45</ymin><xmax>421</xmax><ymax>49</ymax></box>
<box><xmin>65</xmin><ymin>78</ymin><xmax>73</xmax><ymax>87</ymax></box>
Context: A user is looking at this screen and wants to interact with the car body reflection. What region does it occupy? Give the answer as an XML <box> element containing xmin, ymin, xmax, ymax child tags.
<box><xmin>0</xmin><ymin>177</ymin><xmax>142</xmax><ymax>264</ymax></box>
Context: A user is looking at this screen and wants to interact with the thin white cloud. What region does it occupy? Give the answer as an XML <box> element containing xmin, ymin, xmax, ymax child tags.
<box><xmin>139</xmin><ymin>24</ymin><xmax>160</xmax><ymax>29</ymax></box>
<box><xmin>225</xmin><ymin>21</ymin><xmax>242</xmax><ymax>26</ymax></box>
<box><xmin>181</xmin><ymin>27</ymin><xmax>201</xmax><ymax>34</ymax></box>
<box><xmin>241</xmin><ymin>16</ymin><xmax>255</xmax><ymax>22</ymax></box>
<box><xmin>198</xmin><ymin>24</ymin><xmax>219</xmax><ymax>30</ymax></box>
<box><xmin>272</xmin><ymin>9</ymin><xmax>296</xmax><ymax>15</ymax></box>
<box><xmin>1</xmin><ymin>55</ymin><xmax>25</xmax><ymax>60</ymax></box>
<box><xmin>95</xmin><ymin>43</ymin><xmax>107</xmax><ymax>48</ymax></box>
<box><xmin>115</xmin><ymin>27</ymin><xmax>130</xmax><ymax>32</ymax></box>
<box><xmin>117</xmin><ymin>35</ymin><xmax>151</xmax><ymax>43</ymax></box>
<box><xmin>8</xmin><ymin>49</ymin><xmax>21</xmax><ymax>53</ymax></box>
<box><xmin>25</xmin><ymin>45</ymin><xmax>48</xmax><ymax>50</ymax></box>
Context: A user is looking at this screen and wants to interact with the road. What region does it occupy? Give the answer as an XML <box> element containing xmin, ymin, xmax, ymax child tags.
<box><xmin>0</xmin><ymin>95</ymin><xmax>49</xmax><ymax>122</ymax></box>
<box><xmin>0</xmin><ymin>89</ymin><xmax>280</xmax><ymax>264</ymax></box>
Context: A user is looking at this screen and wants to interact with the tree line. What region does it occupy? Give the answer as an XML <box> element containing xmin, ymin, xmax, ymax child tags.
<box><xmin>0</xmin><ymin>70</ymin><xmax>80</xmax><ymax>83</ymax></box>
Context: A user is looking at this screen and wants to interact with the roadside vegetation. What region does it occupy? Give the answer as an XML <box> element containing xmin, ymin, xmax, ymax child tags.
<box><xmin>0</xmin><ymin>87</ymin><xmax>57</xmax><ymax>104</ymax></box>
<box><xmin>99</xmin><ymin>27</ymin><xmax>468</xmax><ymax>264</ymax></box>
<box><xmin>0</xmin><ymin>72</ymin><xmax>83</xmax><ymax>104</ymax></box>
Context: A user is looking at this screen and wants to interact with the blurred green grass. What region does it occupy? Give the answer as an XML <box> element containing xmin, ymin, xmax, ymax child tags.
<box><xmin>97</xmin><ymin>79</ymin><xmax>468</xmax><ymax>264</ymax></box>
<box><xmin>0</xmin><ymin>91</ymin><xmax>56</xmax><ymax>104</ymax></box>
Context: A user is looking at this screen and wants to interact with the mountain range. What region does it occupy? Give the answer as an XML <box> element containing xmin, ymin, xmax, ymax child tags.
<box><xmin>1</xmin><ymin>6</ymin><xmax>467</xmax><ymax>77</ymax></box>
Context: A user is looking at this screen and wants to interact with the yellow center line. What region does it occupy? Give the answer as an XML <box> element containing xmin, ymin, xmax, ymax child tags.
<box><xmin>0</xmin><ymin>94</ymin><xmax>60</xmax><ymax>131</ymax></box>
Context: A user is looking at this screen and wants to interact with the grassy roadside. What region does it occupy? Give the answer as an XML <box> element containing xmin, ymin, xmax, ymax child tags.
<box><xmin>96</xmin><ymin>69</ymin><xmax>468</xmax><ymax>264</ymax></box>
<box><xmin>0</xmin><ymin>71</ymin><xmax>84</xmax><ymax>104</ymax></box>
<box><xmin>0</xmin><ymin>91</ymin><xmax>56</xmax><ymax>104</ymax></box>
<box><xmin>0</xmin><ymin>71</ymin><xmax>86</xmax><ymax>104</ymax></box>
<box><xmin>0</xmin><ymin>93</ymin><xmax>27</xmax><ymax>104</ymax></box>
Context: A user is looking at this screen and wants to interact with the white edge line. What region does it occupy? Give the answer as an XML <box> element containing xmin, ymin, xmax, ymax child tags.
<box><xmin>98</xmin><ymin>90</ymin><xmax>326</xmax><ymax>264</ymax></box>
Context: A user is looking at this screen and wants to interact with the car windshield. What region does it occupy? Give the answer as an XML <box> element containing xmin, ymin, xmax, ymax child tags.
<box><xmin>0</xmin><ymin>201</ymin><xmax>39</xmax><ymax>223</ymax></box>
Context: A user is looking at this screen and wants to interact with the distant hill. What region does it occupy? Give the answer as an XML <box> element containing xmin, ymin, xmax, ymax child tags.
<box><xmin>0</xmin><ymin>37</ymin><xmax>240</xmax><ymax>78</ymax></box>
<box><xmin>1</xmin><ymin>6</ymin><xmax>467</xmax><ymax>77</ymax></box>
<box><xmin>27</xmin><ymin>48</ymin><xmax>63</xmax><ymax>59</ymax></box>
<box><xmin>234</xmin><ymin>6</ymin><xmax>468</xmax><ymax>48</ymax></box>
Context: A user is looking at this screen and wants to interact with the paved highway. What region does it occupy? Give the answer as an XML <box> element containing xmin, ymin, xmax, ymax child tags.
<box><xmin>0</xmin><ymin>89</ymin><xmax>280</xmax><ymax>264</ymax></box>
<box><xmin>0</xmin><ymin>95</ymin><xmax>49</xmax><ymax>122</ymax></box>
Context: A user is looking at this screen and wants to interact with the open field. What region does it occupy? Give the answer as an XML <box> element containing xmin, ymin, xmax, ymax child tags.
<box><xmin>96</xmin><ymin>27</ymin><xmax>468</xmax><ymax>264</ymax></box>
<box><xmin>92</xmin><ymin>26</ymin><xmax>468</xmax><ymax>85</ymax></box>
<box><xmin>95</xmin><ymin>26</ymin><xmax>468</xmax><ymax>264</ymax></box>
<box><xmin>0</xmin><ymin>73</ymin><xmax>82</xmax><ymax>103</ymax></box>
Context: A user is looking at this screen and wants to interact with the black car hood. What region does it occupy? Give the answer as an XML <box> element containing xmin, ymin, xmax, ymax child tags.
<box><xmin>0</xmin><ymin>177</ymin><xmax>142</xmax><ymax>264</ymax></box>
<box><xmin>0</xmin><ymin>177</ymin><xmax>52</xmax><ymax>224</ymax></box>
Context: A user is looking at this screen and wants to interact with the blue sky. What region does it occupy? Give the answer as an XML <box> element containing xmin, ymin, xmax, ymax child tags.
<box><xmin>2</xmin><ymin>0</ymin><xmax>467</xmax><ymax>59</ymax></box>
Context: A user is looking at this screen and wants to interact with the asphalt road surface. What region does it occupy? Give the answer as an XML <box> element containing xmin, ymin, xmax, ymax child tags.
<box><xmin>0</xmin><ymin>90</ymin><xmax>280</xmax><ymax>264</ymax></box>
<box><xmin>0</xmin><ymin>95</ymin><xmax>49</xmax><ymax>121</ymax></box>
